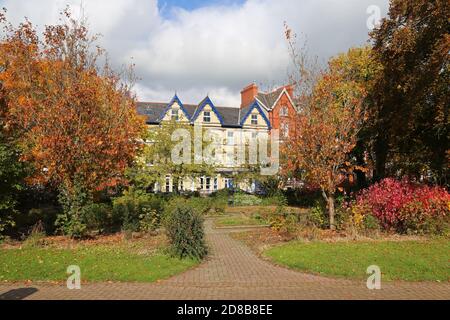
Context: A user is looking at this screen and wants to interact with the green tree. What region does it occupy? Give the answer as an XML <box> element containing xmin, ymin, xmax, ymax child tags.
<box><xmin>128</xmin><ymin>121</ymin><xmax>215</xmax><ymax>193</ymax></box>
<box><xmin>0</xmin><ymin>133</ymin><xmax>28</xmax><ymax>235</ymax></box>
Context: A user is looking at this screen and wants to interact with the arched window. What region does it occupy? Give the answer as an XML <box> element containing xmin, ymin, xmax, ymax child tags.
<box><xmin>280</xmin><ymin>106</ymin><xmax>289</xmax><ymax>117</ymax></box>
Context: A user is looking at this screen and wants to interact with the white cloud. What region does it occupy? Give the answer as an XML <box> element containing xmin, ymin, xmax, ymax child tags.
<box><xmin>1</xmin><ymin>0</ymin><xmax>389</xmax><ymax>106</ymax></box>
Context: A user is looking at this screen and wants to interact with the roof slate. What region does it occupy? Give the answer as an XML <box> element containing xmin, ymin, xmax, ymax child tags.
<box><xmin>215</xmin><ymin>106</ymin><xmax>240</xmax><ymax>127</ymax></box>
<box><xmin>136</xmin><ymin>102</ymin><xmax>167</xmax><ymax>123</ymax></box>
<box><xmin>256</xmin><ymin>87</ymin><xmax>284</xmax><ymax>110</ymax></box>
<box><xmin>136</xmin><ymin>96</ymin><xmax>269</xmax><ymax>128</ymax></box>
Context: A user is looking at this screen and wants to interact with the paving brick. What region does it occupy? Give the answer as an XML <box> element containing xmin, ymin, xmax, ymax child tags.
<box><xmin>0</xmin><ymin>219</ymin><xmax>448</xmax><ymax>300</ymax></box>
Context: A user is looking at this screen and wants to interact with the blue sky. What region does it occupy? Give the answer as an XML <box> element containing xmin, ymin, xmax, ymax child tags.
<box><xmin>159</xmin><ymin>0</ymin><xmax>244</xmax><ymax>11</ymax></box>
<box><xmin>0</xmin><ymin>0</ymin><xmax>389</xmax><ymax>106</ymax></box>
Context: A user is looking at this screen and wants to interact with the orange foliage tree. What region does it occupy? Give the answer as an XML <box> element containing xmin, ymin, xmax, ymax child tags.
<box><xmin>0</xmin><ymin>9</ymin><xmax>145</xmax><ymax>233</ymax></box>
<box><xmin>284</xmin><ymin>48</ymin><xmax>368</xmax><ymax>229</ymax></box>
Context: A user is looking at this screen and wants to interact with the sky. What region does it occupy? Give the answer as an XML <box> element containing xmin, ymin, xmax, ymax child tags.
<box><xmin>0</xmin><ymin>0</ymin><xmax>389</xmax><ymax>107</ymax></box>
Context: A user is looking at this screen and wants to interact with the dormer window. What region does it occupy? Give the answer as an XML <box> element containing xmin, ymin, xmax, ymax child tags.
<box><xmin>171</xmin><ymin>109</ymin><xmax>179</xmax><ymax>121</ymax></box>
<box><xmin>280</xmin><ymin>106</ymin><xmax>289</xmax><ymax>117</ymax></box>
<box><xmin>251</xmin><ymin>114</ymin><xmax>258</xmax><ymax>125</ymax></box>
<box><xmin>203</xmin><ymin>111</ymin><xmax>211</xmax><ymax>123</ymax></box>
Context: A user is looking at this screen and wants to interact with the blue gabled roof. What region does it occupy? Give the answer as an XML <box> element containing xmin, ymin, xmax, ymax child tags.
<box><xmin>191</xmin><ymin>96</ymin><xmax>225</xmax><ymax>125</ymax></box>
<box><xmin>158</xmin><ymin>94</ymin><xmax>191</xmax><ymax>121</ymax></box>
<box><xmin>239</xmin><ymin>100</ymin><xmax>271</xmax><ymax>129</ymax></box>
<box><xmin>137</xmin><ymin>96</ymin><xmax>273</xmax><ymax>129</ymax></box>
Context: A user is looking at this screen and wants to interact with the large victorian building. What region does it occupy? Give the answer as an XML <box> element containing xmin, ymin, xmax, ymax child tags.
<box><xmin>136</xmin><ymin>83</ymin><xmax>297</xmax><ymax>194</ymax></box>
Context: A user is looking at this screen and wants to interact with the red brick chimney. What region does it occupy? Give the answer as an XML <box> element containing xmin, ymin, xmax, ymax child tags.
<box><xmin>240</xmin><ymin>83</ymin><xmax>258</xmax><ymax>108</ymax></box>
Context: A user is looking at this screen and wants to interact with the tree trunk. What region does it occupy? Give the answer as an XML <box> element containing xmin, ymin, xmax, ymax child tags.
<box><xmin>322</xmin><ymin>190</ymin><xmax>336</xmax><ymax>230</ymax></box>
<box><xmin>328</xmin><ymin>194</ymin><xmax>336</xmax><ymax>230</ymax></box>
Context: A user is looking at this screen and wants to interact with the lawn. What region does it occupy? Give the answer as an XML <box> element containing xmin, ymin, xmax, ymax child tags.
<box><xmin>215</xmin><ymin>215</ymin><xmax>268</xmax><ymax>227</ymax></box>
<box><xmin>0</xmin><ymin>240</ymin><xmax>198</xmax><ymax>283</ymax></box>
<box><xmin>264</xmin><ymin>239</ymin><xmax>450</xmax><ymax>281</ymax></box>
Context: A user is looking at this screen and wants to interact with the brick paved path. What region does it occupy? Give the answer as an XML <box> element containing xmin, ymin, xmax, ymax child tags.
<box><xmin>0</xmin><ymin>219</ymin><xmax>449</xmax><ymax>300</ymax></box>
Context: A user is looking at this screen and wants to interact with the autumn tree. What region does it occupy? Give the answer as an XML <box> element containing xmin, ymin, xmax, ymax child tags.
<box><xmin>285</xmin><ymin>47</ymin><xmax>367</xmax><ymax>229</ymax></box>
<box><xmin>369</xmin><ymin>0</ymin><xmax>449</xmax><ymax>184</ymax></box>
<box><xmin>0</xmin><ymin>9</ymin><xmax>145</xmax><ymax>236</ymax></box>
<box><xmin>329</xmin><ymin>47</ymin><xmax>381</xmax><ymax>189</ymax></box>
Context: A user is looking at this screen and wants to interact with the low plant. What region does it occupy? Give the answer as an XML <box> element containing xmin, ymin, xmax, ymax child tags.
<box><xmin>113</xmin><ymin>189</ymin><xmax>164</xmax><ymax>232</ymax></box>
<box><xmin>82</xmin><ymin>203</ymin><xmax>114</xmax><ymax>234</ymax></box>
<box><xmin>348</xmin><ymin>178</ymin><xmax>450</xmax><ymax>235</ymax></box>
<box><xmin>55</xmin><ymin>211</ymin><xmax>87</xmax><ymax>239</ymax></box>
<box><xmin>164</xmin><ymin>205</ymin><xmax>208</xmax><ymax>260</ymax></box>
<box><xmin>23</xmin><ymin>221</ymin><xmax>46</xmax><ymax>248</ymax></box>
<box><xmin>187</xmin><ymin>197</ymin><xmax>212</xmax><ymax>215</ymax></box>
<box><xmin>307</xmin><ymin>201</ymin><xmax>329</xmax><ymax>229</ymax></box>
<box><xmin>268</xmin><ymin>206</ymin><xmax>299</xmax><ymax>236</ymax></box>
<box><xmin>208</xmin><ymin>192</ymin><xmax>227</xmax><ymax>214</ymax></box>
<box><xmin>260</xmin><ymin>192</ymin><xmax>287</xmax><ymax>206</ymax></box>
<box><xmin>139</xmin><ymin>207</ymin><xmax>160</xmax><ymax>233</ymax></box>
<box><xmin>233</xmin><ymin>193</ymin><xmax>262</xmax><ymax>206</ymax></box>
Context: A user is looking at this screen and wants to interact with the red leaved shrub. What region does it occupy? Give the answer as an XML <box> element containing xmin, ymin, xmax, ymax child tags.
<box><xmin>351</xmin><ymin>178</ymin><xmax>449</xmax><ymax>234</ymax></box>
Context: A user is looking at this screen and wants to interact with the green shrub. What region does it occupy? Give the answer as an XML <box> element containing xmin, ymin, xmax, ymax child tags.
<box><xmin>55</xmin><ymin>212</ymin><xmax>87</xmax><ymax>239</ymax></box>
<box><xmin>233</xmin><ymin>193</ymin><xmax>262</xmax><ymax>206</ymax></box>
<box><xmin>260</xmin><ymin>192</ymin><xmax>287</xmax><ymax>206</ymax></box>
<box><xmin>55</xmin><ymin>182</ymin><xmax>92</xmax><ymax>238</ymax></box>
<box><xmin>82</xmin><ymin>203</ymin><xmax>114</xmax><ymax>234</ymax></box>
<box><xmin>268</xmin><ymin>206</ymin><xmax>299</xmax><ymax>235</ymax></box>
<box><xmin>139</xmin><ymin>207</ymin><xmax>160</xmax><ymax>233</ymax></box>
<box><xmin>113</xmin><ymin>189</ymin><xmax>164</xmax><ymax>232</ymax></box>
<box><xmin>0</xmin><ymin>215</ymin><xmax>14</xmax><ymax>240</ymax></box>
<box><xmin>188</xmin><ymin>197</ymin><xmax>212</xmax><ymax>215</ymax></box>
<box><xmin>210</xmin><ymin>189</ymin><xmax>230</xmax><ymax>199</ymax></box>
<box><xmin>305</xmin><ymin>197</ymin><xmax>353</xmax><ymax>231</ymax></box>
<box><xmin>209</xmin><ymin>190</ymin><xmax>231</xmax><ymax>213</ymax></box>
<box><xmin>56</xmin><ymin>202</ymin><xmax>115</xmax><ymax>237</ymax></box>
<box><xmin>164</xmin><ymin>205</ymin><xmax>208</xmax><ymax>259</ymax></box>
<box><xmin>166</xmin><ymin>195</ymin><xmax>226</xmax><ymax>216</ymax></box>
<box><xmin>307</xmin><ymin>201</ymin><xmax>329</xmax><ymax>229</ymax></box>
<box><xmin>362</xmin><ymin>214</ymin><xmax>381</xmax><ymax>232</ymax></box>
<box><xmin>162</xmin><ymin>196</ymin><xmax>211</xmax><ymax>217</ymax></box>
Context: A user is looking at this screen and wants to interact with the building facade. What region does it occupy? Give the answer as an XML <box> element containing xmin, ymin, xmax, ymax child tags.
<box><xmin>136</xmin><ymin>83</ymin><xmax>296</xmax><ymax>194</ymax></box>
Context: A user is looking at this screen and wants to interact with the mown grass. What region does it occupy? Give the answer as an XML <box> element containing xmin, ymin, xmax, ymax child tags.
<box><xmin>264</xmin><ymin>239</ymin><xmax>449</xmax><ymax>281</ymax></box>
<box><xmin>0</xmin><ymin>245</ymin><xmax>198</xmax><ymax>283</ymax></box>
<box><xmin>215</xmin><ymin>215</ymin><xmax>268</xmax><ymax>227</ymax></box>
